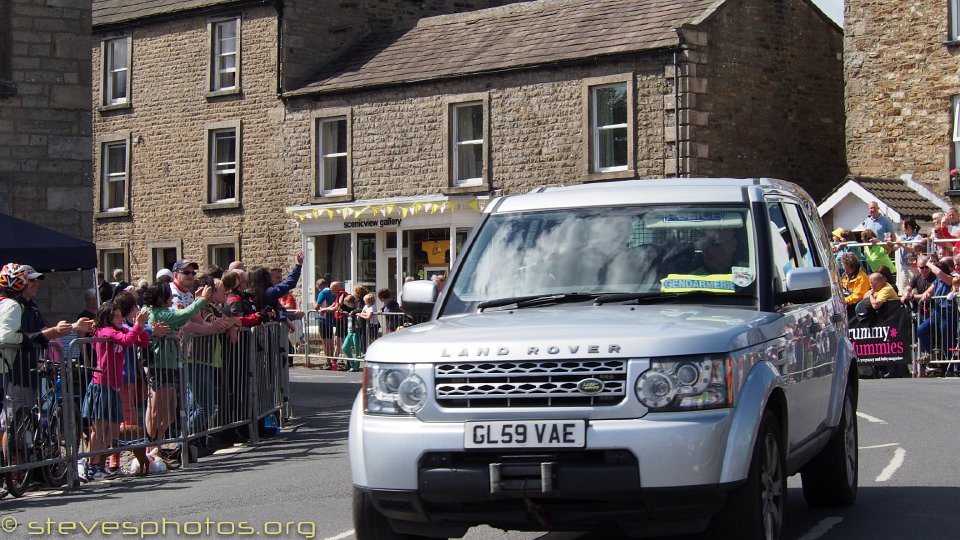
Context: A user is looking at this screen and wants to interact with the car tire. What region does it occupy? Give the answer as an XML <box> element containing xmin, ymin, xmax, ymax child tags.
<box><xmin>353</xmin><ymin>487</ymin><xmax>446</xmax><ymax>540</ymax></box>
<box><xmin>800</xmin><ymin>385</ymin><xmax>858</xmax><ymax>507</ymax></box>
<box><xmin>710</xmin><ymin>410</ymin><xmax>785</xmax><ymax>540</ymax></box>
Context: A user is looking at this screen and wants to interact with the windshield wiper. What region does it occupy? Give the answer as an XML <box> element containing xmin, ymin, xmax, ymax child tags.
<box><xmin>594</xmin><ymin>290</ymin><xmax>748</xmax><ymax>305</ymax></box>
<box><xmin>478</xmin><ymin>292</ymin><xmax>599</xmax><ymax>311</ymax></box>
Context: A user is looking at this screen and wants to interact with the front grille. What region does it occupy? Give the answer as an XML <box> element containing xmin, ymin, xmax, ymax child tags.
<box><xmin>435</xmin><ymin>359</ymin><xmax>627</xmax><ymax>408</ymax></box>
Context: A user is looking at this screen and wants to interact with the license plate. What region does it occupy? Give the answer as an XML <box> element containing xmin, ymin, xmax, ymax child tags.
<box><xmin>464</xmin><ymin>420</ymin><xmax>586</xmax><ymax>449</ymax></box>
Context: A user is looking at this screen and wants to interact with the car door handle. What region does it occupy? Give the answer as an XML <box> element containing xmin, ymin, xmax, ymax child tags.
<box><xmin>808</xmin><ymin>323</ymin><xmax>822</xmax><ymax>334</ymax></box>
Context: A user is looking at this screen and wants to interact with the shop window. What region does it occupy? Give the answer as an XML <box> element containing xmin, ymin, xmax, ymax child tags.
<box><xmin>314</xmin><ymin>233</ymin><xmax>351</xmax><ymax>286</ymax></box>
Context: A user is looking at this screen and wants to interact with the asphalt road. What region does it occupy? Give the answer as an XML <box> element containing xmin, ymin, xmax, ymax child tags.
<box><xmin>2</xmin><ymin>370</ymin><xmax>958</xmax><ymax>540</ymax></box>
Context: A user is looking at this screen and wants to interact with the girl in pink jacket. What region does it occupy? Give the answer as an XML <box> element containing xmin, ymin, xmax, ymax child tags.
<box><xmin>81</xmin><ymin>303</ymin><xmax>150</xmax><ymax>480</ymax></box>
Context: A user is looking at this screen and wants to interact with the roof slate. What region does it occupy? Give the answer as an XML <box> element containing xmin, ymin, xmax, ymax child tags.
<box><xmin>850</xmin><ymin>176</ymin><xmax>944</xmax><ymax>220</ymax></box>
<box><xmin>93</xmin><ymin>0</ymin><xmax>244</xmax><ymax>28</ymax></box>
<box><xmin>292</xmin><ymin>0</ymin><xmax>721</xmax><ymax>95</ymax></box>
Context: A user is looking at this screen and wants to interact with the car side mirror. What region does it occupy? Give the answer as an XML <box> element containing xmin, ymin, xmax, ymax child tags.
<box><xmin>777</xmin><ymin>267</ymin><xmax>832</xmax><ymax>304</ymax></box>
<box><xmin>400</xmin><ymin>280</ymin><xmax>438</xmax><ymax>317</ymax></box>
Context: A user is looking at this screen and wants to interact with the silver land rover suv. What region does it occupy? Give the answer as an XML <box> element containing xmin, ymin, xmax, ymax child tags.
<box><xmin>350</xmin><ymin>178</ymin><xmax>858</xmax><ymax>540</ymax></box>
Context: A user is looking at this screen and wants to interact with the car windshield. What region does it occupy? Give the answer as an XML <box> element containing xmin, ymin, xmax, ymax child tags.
<box><xmin>443</xmin><ymin>204</ymin><xmax>758</xmax><ymax>314</ymax></box>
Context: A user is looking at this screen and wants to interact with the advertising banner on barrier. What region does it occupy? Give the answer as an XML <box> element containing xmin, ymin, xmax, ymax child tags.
<box><xmin>849</xmin><ymin>301</ymin><xmax>912</xmax><ymax>365</ymax></box>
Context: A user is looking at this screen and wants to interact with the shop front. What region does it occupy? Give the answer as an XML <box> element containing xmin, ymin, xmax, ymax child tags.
<box><xmin>286</xmin><ymin>195</ymin><xmax>489</xmax><ymax>307</ymax></box>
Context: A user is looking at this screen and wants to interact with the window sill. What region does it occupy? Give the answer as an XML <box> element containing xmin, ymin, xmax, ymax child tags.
<box><xmin>309</xmin><ymin>194</ymin><xmax>353</xmax><ymax>205</ymax></box>
<box><xmin>202</xmin><ymin>201</ymin><xmax>241</xmax><ymax>211</ymax></box>
<box><xmin>943</xmin><ymin>39</ymin><xmax>960</xmax><ymax>47</ymax></box>
<box><xmin>205</xmin><ymin>88</ymin><xmax>242</xmax><ymax>99</ymax></box>
<box><xmin>945</xmin><ymin>189</ymin><xmax>960</xmax><ymax>198</ymax></box>
<box><xmin>98</xmin><ymin>102</ymin><xmax>131</xmax><ymax>113</ymax></box>
<box><xmin>443</xmin><ymin>183</ymin><xmax>490</xmax><ymax>195</ymax></box>
<box><xmin>582</xmin><ymin>168</ymin><xmax>636</xmax><ymax>183</ymax></box>
<box><xmin>95</xmin><ymin>210</ymin><xmax>130</xmax><ymax>219</ymax></box>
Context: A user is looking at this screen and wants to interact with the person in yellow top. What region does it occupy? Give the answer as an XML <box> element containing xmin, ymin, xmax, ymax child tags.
<box><xmin>856</xmin><ymin>271</ymin><xmax>898</xmax><ymax>317</ymax></box>
<box><xmin>839</xmin><ymin>252</ymin><xmax>870</xmax><ymax>305</ymax></box>
<box><xmin>866</xmin><ymin>273</ymin><xmax>898</xmax><ymax>304</ymax></box>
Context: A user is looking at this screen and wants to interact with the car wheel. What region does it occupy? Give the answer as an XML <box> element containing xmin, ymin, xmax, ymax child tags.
<box><xmin>353</xmin><ymin>487</ymin><xmax>446</xmax><ymax>540</ymax></box>
<box><xmin>710</xmin><ymin>410</ymin><xmax>785</xmax><ymax>540</ymax></box>
<box><xmin>800</xmin><ymin>386</ymin><xmax>858</xmax><ymax>506</ymax></box>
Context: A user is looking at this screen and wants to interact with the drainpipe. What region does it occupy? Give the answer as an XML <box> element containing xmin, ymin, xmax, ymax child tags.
<box><xmin>275</xmin><ymin>0</ymin><xmax>284</xmax><ymax>98</ymax></box>
<box><xmin>673</xmin><ymin>51</ymin><xmax>681</xmax><ymax>177</ymax></box>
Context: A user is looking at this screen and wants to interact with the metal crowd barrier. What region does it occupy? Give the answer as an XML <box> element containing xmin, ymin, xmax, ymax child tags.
<box><xmin>0</xmin><ymin>342</ymin><xmax>75</xmax><ymax>494</ymax></box>
<box><xmin>0</xmin><ymin>321</ymin><xmax>291</xmax><ymax>494</ymax></box>
<box><xmin>301</xmin><ymin>310</ymin><xmax>412</xmax><ymax>370</ymax></box>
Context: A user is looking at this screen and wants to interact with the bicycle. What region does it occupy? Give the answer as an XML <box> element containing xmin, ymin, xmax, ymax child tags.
<box><xmin>3</xmin><ymin>359</ymin><xmax>83</xmax><ymax>497</ymax></box>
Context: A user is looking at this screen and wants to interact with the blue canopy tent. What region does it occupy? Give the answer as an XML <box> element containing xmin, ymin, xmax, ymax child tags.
<box><xmin>0</xmin><ymin>212</ymin><xmax>97</xmax><ymax>272</ymax></box>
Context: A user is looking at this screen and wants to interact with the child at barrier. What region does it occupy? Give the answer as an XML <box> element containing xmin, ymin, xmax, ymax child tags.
<box><xmin>357</xmin><ymin>293</ymin><xmax>379</xmax><ymax>355</ymax></box>
<box><xmin>143</xmin><ymin>282</ymin><xmax>214</xmax><ymax>467</ymax></box>
<box><xmin>104</xmin><ymin>291</ymin><xmax>169</xmax><ymax>475</ymax></box>
<box><xmin>83</xmin><ymin>302</ymin><xmax>151</xmax><ymax>480</ymax></box>
<box><xmin>340</xmin><ymin>295</ymin><xmax>361</xmax><ymax>371</ymax></box>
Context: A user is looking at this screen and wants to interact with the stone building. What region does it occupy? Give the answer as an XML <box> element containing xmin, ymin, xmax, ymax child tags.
<box><xmin>1</xmin><ymin>0</ymin><xmax>92</xmax><ymax>323</ymax></box>
<box><xmin>845</xmin><ymin>0</ymin><xmax>960</xmax><ymax>198</ymax></box>
<box><xmin>92</xmin><ymin>0</ymin><xmax>844</xmax><ymax>304</ymax></box>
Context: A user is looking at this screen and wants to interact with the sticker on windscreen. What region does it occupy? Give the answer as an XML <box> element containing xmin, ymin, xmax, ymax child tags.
<box><xmin>732</xmin><ymin>266</ymin><xmax>755</xmax><ymax>287</ymax></box>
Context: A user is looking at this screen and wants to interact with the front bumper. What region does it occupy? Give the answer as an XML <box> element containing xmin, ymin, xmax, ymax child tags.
<box><xmin>350</xmin><ymin>398</ymin><xmax>735</xmax><ymax>491</ymax></box>
<box><xmin>350</xmin><ymin>398</ymin><xmax>742</xmax><ymax>536</ymax></box>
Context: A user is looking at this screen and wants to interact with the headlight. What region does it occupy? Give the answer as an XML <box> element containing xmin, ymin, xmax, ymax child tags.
<box><xmin>364</xmin><ymin>363</ymin><xmax>427</xmax><ymax>415</ymax></box>
<box><xmin>635</xmin><ymin>357</ymin><xmax>728</xmax><ymax>411</ymax></box>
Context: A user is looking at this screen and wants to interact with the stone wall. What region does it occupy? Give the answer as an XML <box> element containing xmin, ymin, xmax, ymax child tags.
<box><xmin>282</xmin><ymin>0</ymin><xmax>525</xmax><ymax>90</ymax></box>
<box><xmin>691</xmin><ymin>0</ymin><xmax>846</xmax><ymax>201</ymax></box>
<box><xmin>845</xmin><ymin>0</ymin><xmax>958</xmax><ymax>195</ymax></box>
<box><xmin>93</xmin><ymin>6</ymin><xmax>295</xmax><ymax>279</ymax></box>
<box><xmin>284</xmin><ymin>55</ymin><xmax>671</xmax><ymax>198</ymax></box>
<box><xmin>0</xmin><ymin>0</ymin><xmax>92</xmax><ymax>324</ymax></box>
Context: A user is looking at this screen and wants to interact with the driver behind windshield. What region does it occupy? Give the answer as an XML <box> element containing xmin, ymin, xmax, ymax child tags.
<box><xmin>660</xmin><ymin>227</ymin><xmax>751</xmax><ymax>293</ymax></box>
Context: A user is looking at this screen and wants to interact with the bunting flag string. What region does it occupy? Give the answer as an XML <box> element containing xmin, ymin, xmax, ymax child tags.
<box><xmin>286</xmin><ymin>199</ymin><xmax>487</xmax><ymax>222</ymax></box>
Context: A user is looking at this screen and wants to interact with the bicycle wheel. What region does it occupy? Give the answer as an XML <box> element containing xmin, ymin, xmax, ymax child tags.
<box><xmin>40</xmin><ymin>407</ymin><xmax>70</xmax><ymax>488</ymax></box>
<box><xmin>4</xmin><ymin>410</ymin><xmax>37</xmax><ymax>498</ymax></box>
<box><xmin>0</xmin><ymin>449</ymin><xmax>8</xmax><ymax>499</ymax></box>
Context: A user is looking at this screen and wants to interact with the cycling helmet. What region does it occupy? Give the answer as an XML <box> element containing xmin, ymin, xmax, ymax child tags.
<box><xmin>0</xmin><ymin>262</ymin><xmax>30</xmax><ymax>293</ymax></box>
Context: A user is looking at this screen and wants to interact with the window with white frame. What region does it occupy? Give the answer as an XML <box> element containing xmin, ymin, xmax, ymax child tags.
<box><xmin>151</xmin><ymin>246</ymin><xmax>178</xmax><ymax>277</ymax></box>
<box><xmin>952</xmin><ymin>1</ymin><xmax>960</xmax><ymax>41</ymax></box>
<box><xmin>101</xmin><ymin>140</ymin><xmax>128</xmax><ymax>211</ymax></box>
<box><xmin>953</xmin><ymin>96</ymin><xmax>960</xmax><ymax>174</ymax></box>
<box><xmin>452</xmin><ymin>102</ymin><xmax>484</xmax><ymax>186</ymax></box>
<box><xmin>591</xmin><ymin>83</ymin><xmax>628</xmax><ymax>172</ymax></box>
<box><xmin>101</xmin><ymin>250</ymin><xmax>125</xmax><ymax>281</ymax></box>
<box><xmin>210</xmin><ymin>18</ymin><xmax>238</xmax><ymax>92</ymax></box>
<box><xmin>103</xmin><ymin>37</ymin><xmax>130</xmax><ymax>106</ymax></box>
<box><xmin>209</xmin><ymin>244</ymin><xmax>236</xmax><ymax>269</ymax></box>
<box><xmin>209</xmin><ymin>128</ymin><xmax>237</xmax><ymax>203</ymax></box>
<box><xmin>317</xmin><ymin>117</ymin><xmax>348</xmax><ymax>195</ymax></box>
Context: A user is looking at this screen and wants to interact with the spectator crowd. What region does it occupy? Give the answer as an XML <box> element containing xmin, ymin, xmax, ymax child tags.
<box><xmin>0</xmin><ymin>248</ymin><xmax>411</xmax><ymax>489</ymax></box>
<box><xmin>832</xmin><ymin>201</ymin><xmax>960</xmax><ymax>377</ymax></box>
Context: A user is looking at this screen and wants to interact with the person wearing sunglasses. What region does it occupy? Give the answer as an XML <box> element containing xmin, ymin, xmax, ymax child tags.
<box><xmin>170</xmin><ymin>260</ymin><xmax>200</xmax><ymax>310</ymax></box>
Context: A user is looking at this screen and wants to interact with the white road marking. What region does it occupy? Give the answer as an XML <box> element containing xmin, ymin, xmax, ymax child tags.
<box><xmin>876</xmin><ymin>447</ymin><xmax>906</xmax><ymax>482</ymax></box>
<box><xmin>856</xmin><ymin>411</ymin><xmax>887</xmax><ymax>424</ymax></box>
<box><xmin>796</xmin><ymin>517</ymin><xmax>844</xmax><ymax>540</ymax></box>
<box><xmin>325</xmin><ymin>530</ymin><xmax>354</xmax><ymax>540</ymax></box>
<box><xmin>860</xmin><ymin>443</ymin><xmax>899</xmax><ymax>449</ymax></box>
